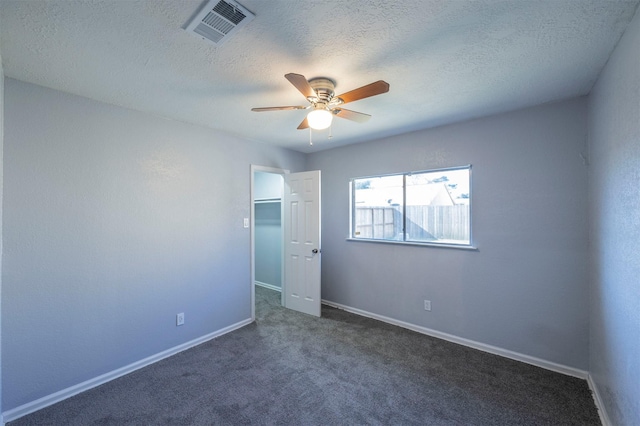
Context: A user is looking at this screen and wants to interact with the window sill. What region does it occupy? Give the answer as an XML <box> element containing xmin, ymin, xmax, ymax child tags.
<box><xmin>346</xmin><ymin>237</ymin><xmax>478</xmax><ymax>251</ymax></box>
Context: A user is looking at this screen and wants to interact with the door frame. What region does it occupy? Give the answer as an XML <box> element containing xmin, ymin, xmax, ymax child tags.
<box><xmin>250</xmin><ymin>165</ymin><xmax>288</xmax><ymax>321</ymax></box>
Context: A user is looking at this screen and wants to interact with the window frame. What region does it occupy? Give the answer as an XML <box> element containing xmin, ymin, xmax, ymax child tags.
<box><xmin>348</xmin><ymin>165</ymin><xmax>476</xmax><ymax>250</ymax></box>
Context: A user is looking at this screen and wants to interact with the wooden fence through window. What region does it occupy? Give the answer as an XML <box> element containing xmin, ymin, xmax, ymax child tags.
<box><xmin>355</xmin><ymin>205</ymin><xmax>469</xmax><ymax>242</ymax></box>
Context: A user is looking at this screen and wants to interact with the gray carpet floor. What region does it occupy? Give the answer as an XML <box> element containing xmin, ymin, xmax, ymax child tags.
<box><xmin>10</xmin><ymin>286</ymin><xmax>600</xmax><ymax>425</ymax></box>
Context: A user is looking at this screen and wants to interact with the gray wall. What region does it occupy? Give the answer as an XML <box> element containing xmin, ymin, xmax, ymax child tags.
<box><xmin>254</xmin><ymin>172</ymin><xmax>283</xmax><ymax>288</ymax></box>
<box><xmin>587</xmin><ymin>6</ymin><xmax>640</xmax><ymax>426</ymax></box>
<box><xmin>307</xmin><ymin>98</ymin><xmax>590</xmax><ymax>369</ymax></box>
<box><xmin>254</xmin><ymin>171</ymin><xmax>283</xmax><ymax>200</ymax></box>
<box><xmin>0</xmin><ymin>33</ymin><xmax>4</xmax><ymax>419</ymax></box>
<box><xmin>1</xmin><ymin>79</ymin><xmax>305</xmax><ymax>410</ymax></box>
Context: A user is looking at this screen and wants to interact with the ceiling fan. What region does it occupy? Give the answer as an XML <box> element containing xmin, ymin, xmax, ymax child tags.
<box><xmin>251</xmin><ymin>73</ymin><xmax>390</xmax><ymax>131</ymax></box>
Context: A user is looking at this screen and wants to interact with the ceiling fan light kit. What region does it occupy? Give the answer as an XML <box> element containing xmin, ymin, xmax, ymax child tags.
<box><xmin>307</xmin><ymin>108</ymin><xmax>333</xmax><ymax>130</ymax></box>
<box><xmin>252</xmin><ymin>73</ymin><xmax>389</xmax><ymax>141</ymax></box>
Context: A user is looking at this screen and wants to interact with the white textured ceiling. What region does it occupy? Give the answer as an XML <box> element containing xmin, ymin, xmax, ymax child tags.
<box><xmin>1</xmin><ymin>0</ymin><xmax>638</xmax><ymax>153</ymax></box>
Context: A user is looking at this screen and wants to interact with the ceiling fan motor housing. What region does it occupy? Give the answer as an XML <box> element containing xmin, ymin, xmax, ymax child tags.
<box><xmin>308</xmin><ymin>78</ymin><xmax>336</xmax><ymax>105</ymax></box>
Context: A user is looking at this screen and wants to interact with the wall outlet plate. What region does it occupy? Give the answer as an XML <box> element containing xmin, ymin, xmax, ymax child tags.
<box><xmin>176</xmin><ymin>312</ymin><xmax>185</xmax><ymax>326</ymax></box>
<box><xmin>424</xmin><ymin>300</ymin><xmax>432</xmax><ymax>311</ymax></box>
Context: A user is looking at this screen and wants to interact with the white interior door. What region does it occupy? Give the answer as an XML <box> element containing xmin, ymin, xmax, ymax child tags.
<box><xmin>283</xmin><ymin>170</ymin><xmax>321</xmax><ymax>317</ymax></box>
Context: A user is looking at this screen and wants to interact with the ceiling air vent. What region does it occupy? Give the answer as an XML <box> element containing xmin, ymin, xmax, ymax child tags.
<box><xmin>184</xmin><ymin>0</ymin><xmax>255</xmax><ymax>46</ymax></box>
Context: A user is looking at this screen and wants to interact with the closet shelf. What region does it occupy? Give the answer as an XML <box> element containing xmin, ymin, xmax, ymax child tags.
<box><xmin>255</xmin><ymin>198</ymin><xmax>281</xmax><ymax>204</ymax></box>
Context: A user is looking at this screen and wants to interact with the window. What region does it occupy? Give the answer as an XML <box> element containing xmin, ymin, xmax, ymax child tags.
<box><xmin>350</xmin><ymin>166</ymin><xmax>472</xmax><ymax>247</ymax></box>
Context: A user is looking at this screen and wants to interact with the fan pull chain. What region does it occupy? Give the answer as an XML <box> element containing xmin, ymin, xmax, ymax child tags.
<box><xmin>309</xmin><ymin>128</ymin><xmax>313</xmax><ymax>146</ymax></box>
<box><xmin>328</xmin><ymin>123</ymin><xmax>333</xmax><ymax>139</ymax></box>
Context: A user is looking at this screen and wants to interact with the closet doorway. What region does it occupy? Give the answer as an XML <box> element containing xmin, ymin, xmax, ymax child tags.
<box><xmin>250</xmin><ymin>166</ymin><xmax>286</xmax><ymax>320</ymax></box>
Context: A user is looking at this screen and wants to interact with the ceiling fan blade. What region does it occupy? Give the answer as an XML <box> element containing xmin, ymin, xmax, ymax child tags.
<box><xmin>297</xmin><ymin>116</ymin><xmax>310</xmax><ymax>130</ymax></box>
<box><xmin>334</xmin><ymin>108</ymin><xmax>371</xmax><ymax>123</ymax></box>
<box><xmin>285</xmin><ymin>73</ymin><xmax>316</xmax><ymax>99</ymax></box>
<box><xmin>251</xmin><ymin>106</ymin><xmax>307</xmax><ymax>112</ymax></box>
<box><xmin>335</xmin><ymin>80</ymin><xmax>389</xmax><ymax>104</ymax></box>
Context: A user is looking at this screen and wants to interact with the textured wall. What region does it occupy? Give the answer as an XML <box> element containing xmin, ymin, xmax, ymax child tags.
<box><xmin>307</xmin><ymin>98</ymin><xmax>590</xmax><ymax>369</ymax></box>
<box><xmin>1</xmin><ymin>79</ymin><xmax>305</xmax><ymax>410</ymax></box>
<box><xmin>0</xmin><ymin>32</ymin><xmax>4</xmax><ymax>419</ymax></box>
<box><xmin>587</xmin><ymin>6</ymin><xmax>640</xmax><ymax>426</ymax></box>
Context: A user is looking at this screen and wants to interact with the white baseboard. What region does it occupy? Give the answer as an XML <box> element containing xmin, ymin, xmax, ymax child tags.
<box><xmin>587</xmin><ymin>374</ymin><xmax>611</xmax><ymax>426</ymax></box>
<box><xmin>321</xmin><ymin>299</ymin><xmax>589</xmax><ymax>379</ymax></box>
<box><xmin>255</xmin><ymin>281</ymin><xmax>282</xmax><ymax>292</ymax></box>
<box><xmin>2</xmin><ymin>318</ymin><xmax>253</xmax><ymax>424</ymax></box>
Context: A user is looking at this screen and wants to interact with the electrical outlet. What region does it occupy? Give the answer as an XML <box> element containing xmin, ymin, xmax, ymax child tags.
<box><xmin>424</xmin><ymin>300</ymin><xmax>432</xmax><ymax>311</ymax></box>
<box><xmin>176</xmin><ymin>312</ymin><xmax>185</xmax><ymax>326</ymax></box>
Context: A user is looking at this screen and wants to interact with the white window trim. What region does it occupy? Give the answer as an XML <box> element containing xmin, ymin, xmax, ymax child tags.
<box><xmin>345</xmin><ymin>237</ymin><xmax>478</xmax><ymax>250</ymax></box>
